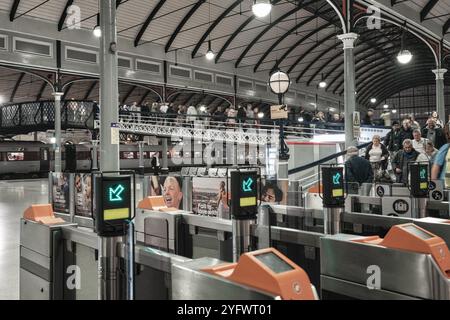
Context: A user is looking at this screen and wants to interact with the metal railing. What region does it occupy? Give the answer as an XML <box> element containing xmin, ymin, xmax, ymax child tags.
<box><xmin>0</xmin><ymin>100</ymin><xmax>97</xmax><ymax>134</ymax></box>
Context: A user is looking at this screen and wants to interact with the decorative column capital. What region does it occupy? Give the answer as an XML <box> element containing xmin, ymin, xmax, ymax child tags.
<box><xmin>337</xmin><ymin>33</ymin><xmax>359</xmax><ymax>49</ymax></box>
<box><xmin>432</xmin><ymin>68</ymin><xmax>447</xmax><ymax>80</ymax></box>
<box><xmin>52</xmin><ymin>92</ymin><xmax>64</xmax><ymax>100</ymax></box>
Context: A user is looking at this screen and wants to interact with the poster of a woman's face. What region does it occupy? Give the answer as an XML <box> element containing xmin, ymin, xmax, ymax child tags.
<box><xmin>147</xmin><ymin>176</ymin><xmax>183</xmax><ymax>209</ymax></box>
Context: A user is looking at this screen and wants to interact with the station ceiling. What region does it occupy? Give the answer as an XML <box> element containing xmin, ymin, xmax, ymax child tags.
<box><xmin>0</xmin><ymin>0</ymin><xmax>449</xmax><ymax>108</ymax></box>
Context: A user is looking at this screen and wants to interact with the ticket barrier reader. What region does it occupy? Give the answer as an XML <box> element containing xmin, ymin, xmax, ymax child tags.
<box><xmin>321</xmin><ymin>223</ymin><xmax>450</xmax><ymax>299</ymax></box>
<box><xmin>172</xmin><ymin>248</ymin><xmax>318</xmax><ymax>300</ymax></box>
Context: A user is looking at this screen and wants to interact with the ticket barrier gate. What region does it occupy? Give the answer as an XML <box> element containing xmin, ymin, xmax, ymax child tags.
<box><xmin>20</xmin><ymin>214</ymin><xmax>317</xmax><ymax>300</ymax></box>
<box><xmin>136</xmin><ymin>198</ymin><xmax>233</xmax><ymax>262</ymax></box>
<box><xmin>321</xmin><ymin>223</ymin><xmax>450</xmax><ymax>300</ymax></box>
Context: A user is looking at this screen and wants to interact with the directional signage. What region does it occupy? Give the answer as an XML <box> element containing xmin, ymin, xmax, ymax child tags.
<box><xmin>95</xmin><ymin>175</ymin><xmax>132</xmax><ymax>237</ymax></box>
<box><xmin>231</xmin><ymin>171</ymin><xmax>258</xmax><ymax>220</ymax></box>
<box><xmin>109</xmin><ymin>184</ymin><xmax>125</xmax><ymax>202</ymax></box>
<box><xmin>409</xmin><ymin>163</ymin><xmax>429</xmax><ymax>198</ymax></box>
<box><xmin>322</xmin><ymin>167</ymin><xmax>345</xmax><ymax>208</ymax></box>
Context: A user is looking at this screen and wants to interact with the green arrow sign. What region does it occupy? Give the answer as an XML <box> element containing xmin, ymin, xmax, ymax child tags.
<box><xmin>242</xmin><ymin>177</ymin><xmax>254</xmax><ymax>192</ymax></box>
<box><xmin>109</xmin><ymin>184</ymin><xmax>125</xmax><ymax>202</ymax></box>
<box><xmin>333</xmin><ymin>173</ymin><xmax>341</xmax><ymax>185</ymax></box>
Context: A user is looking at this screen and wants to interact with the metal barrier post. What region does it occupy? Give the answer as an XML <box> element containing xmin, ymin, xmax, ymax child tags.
<box><xmin>69</xmin><ymin>173</ymin><xmax>75</xmax><ymax>223</ymax></box>
<box><xmin>257</xmin><ymin>205</ymin><xmax>270</xmax><ymax>249</ymax></box>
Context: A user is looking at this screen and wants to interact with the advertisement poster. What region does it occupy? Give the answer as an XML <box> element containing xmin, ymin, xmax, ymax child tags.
<box><xmin>52</xmin><ymin>172</ymin><xmax>70</xmax><ymax>214</ymax></box>
<box><xmin>75</xmin><ymin>173</ymin><xmax>92</xmax><ymax>217</ymax></box>
<box><xmin>261</xmin><ymin>179</ymin><xmax>288</xmax><ymax>205</ymax></box>
<box><xmin>192</xmin><ymin>178</ymin><xmax>229</xmax><ymax>218</ymax></box>
<box><xmin>147</xmin><ymin>175</ymin><xmax>183</xmax><ymax>210</ymax></box>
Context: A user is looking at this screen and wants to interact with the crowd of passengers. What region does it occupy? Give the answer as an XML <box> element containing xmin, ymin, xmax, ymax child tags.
<box><xmin>345</xmin><ymin>110</ymin><xmax>450</xmax><ymax>190</ymax></box>
<box><xmin>118</xmin><ymin>101</ymin><xmax>349</xmax><ymax>128</ymax></box>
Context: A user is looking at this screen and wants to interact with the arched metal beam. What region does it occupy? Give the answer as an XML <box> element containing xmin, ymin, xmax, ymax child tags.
<box><xmin>328</xmin><ymin>32</ymin><xmax>403</xmax><ymax>93</ymax></box>
<box><xmin>354</xmin><ymin>56</ymin><xmax>435</xmax><ymax>96</ymax></box>
<box><xmin>360</xmin><ymin>71</ymin><xmax>435</xmax><ymax>103</ymax></box>
<box><xmin>326</xmin><ymin>50</ymin><xmax>392</xmax><ymax>92</ymax></box>
<box><xmin>191</xmin><ymin>0</ymin><xmax>243</xmax><ymax>59</ymax></box>
<box><xmin>272</xmin><ymin>21</ymin><xmax>334</xmax><ymax>72</ymax></box>
<box><xmin>138</xmin><ymin>90</ymin><xmax>150</xmax><ymax>106</ymax></box>
<box><xmin>10</xmin><ymin>0</ymin><xmax>20</xmax><ymax>22</ymax></box>
<box><xmin>0</xmin><ymin>64</ymin><xmax>55</xmax><ymax>90</ymax></box>
<box><xmin>121</xmin><ymin>85</ymin><xmax>137</xmax><ymax>104</ymax></box>
<box><xmin>443</xmin><ymin>19</ymin><xmax>450</xmax><ymax>35</ymax></box>
<box><xmin>215</xmin><ymin>0</ymin><xmax>283</xmax><ymax>63</ymax></box>
<box><xmin>289</xmin><ymin>32</ymin><xmax>337</xmax><ymax>76</ymax></box>
<box><xmin>420</xmin><ymin>0</ymin><xmax>439</xmax><ymax>22</ymax></box>
<box><xmin>134</xmin><ymin>0</ymin><xmax>167</xmax><ymax>47</ymax></box>
<box><xmin>165</xmin><ymin>0</ymin><xmax>206</xmax><ymax>53</ymax></box>
<box><xmin>36</xmin><ymin>80</ymin><xmax>48</xmax><ymax>101</ymax></box>
<box><xmin>335</xmin><ymin>51</ymin><xmax>435</xmax><ymax>95</ymax></box>
<box><xmin>253</xmin><ymin>12</ymin><xmax>333</xmax><ymax>73</ymax></box>
<box><xmin>353</xmin><ymin>15</ymin><xmax>439</xmax><ymax>67</ymax></box>
<box><xmin>363</xmin><ymin>68</ymin><xmax>436</xmax><ymax>101</ymax></box>
<box><xmin>62</xmin><ymin>83</ymin><xmax>73</xmax><ymax>100</ymax></box>
<box><xmin>356</xmin><ymin>64</ymin><xmax>431</xmax><ymax>100</ymax></box>
<box><xmin>235</xmin><ymin>0</ymin><xmax>322</xmax><ymax>68</ymax></box>
<box><xmin>185</xmin><ymin>92</ymin><xmax>199</xmax><ymax>106</ymax></box>
<box><xmin>84</xmin><ymin>81</ymin><xmax>97</xmax><ymax>100</ymax></box>
<box><xmin>368</xmin><ymin>77</ymin><xmax>435</xmax><ymax>106</ymax></box>
<box><xmin>296</xmin><ymin>41</ymin><xmax>341</xmax><ymax>84</ymax></box>
<box><xmin>9</xmin><ymin>72</ymin><xmax>25</xmax><ymax>102</ymax></box>
<box><xmin>306</xmin><ymin>30</ymin><xmax>401</xmax><ymax>86</ymax></box>
<box><xmin>374</xmin><ymin>81</ymin><xmax>436</xmax><ymax>106</ymax></box>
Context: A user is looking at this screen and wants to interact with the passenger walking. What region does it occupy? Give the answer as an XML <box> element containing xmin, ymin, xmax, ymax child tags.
<box><xmin>399</xmin><ymin>119</ymin><xmax>414</xmax><ymax>144</ymax></box>
<box><xmin>431</xmin><ymin>141</ymin><xmax>450</xmax><ymax>183</ymax></box>
<box><xmin>345</xmin><ymin>146</ymin><xmax>374</xmax><ymax>194</ymax></box>
<box><xmin>392</xmin><ymin>139</ymin><xmax>427</xmax><ymax>184</ymax></box>
<box><xmin>365</xmin><ymin>135</ymin><xmax>390</xmax><ymax>182</ymax></box>
<box><xmin>385</xmin><ymin>121</ymin><xmax>402</xmax><ymax>157</ymax></box>
<box><xmin>425</xmin><ymin>141</ymin><xmax>438</xmax><ymax>165</ymax></box>
<box><xmin>430</xmin><ymin>111</ymin><xmax>444</xmax><ymax>128</ymax></box>
<box><xmin>412</xmin><ymin>129</ymin><xmax>428</xmax><ymax>154</ymax></box>
<box><xmin>422</xmin><ymin>118</ymin><xmax>447</xmax><ymax>150</ymax></box>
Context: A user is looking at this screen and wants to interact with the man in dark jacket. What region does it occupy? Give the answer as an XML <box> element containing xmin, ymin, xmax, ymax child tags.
<box><xmin>392</xmin><ymin>139</ymin><xmax>427</xmax><ymax>184</ymax></box>
<box><xmin>385</xmin><ymin>121</ymin><xmax>402</xmax><ymax>153</ymax></box>
<box><xmin>345</xmin><ymin>146</ymin><xmax>374</xmax><ymax>194</ymax></box>
<box><xmin>422</xmin><ymin>118</ymin><xmax>447</xmax><ymax>150</ymax></box>
<box><xmin>399</xmin><ymin>119</ymin><xmax>414</xmax><ymax>145</ymax></box>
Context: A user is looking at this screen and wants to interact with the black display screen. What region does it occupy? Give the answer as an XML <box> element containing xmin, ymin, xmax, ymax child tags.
<box><xmin>254</xmin><ymin>252</ymin><xmax>294</xmax><ymax>274</ymax></box>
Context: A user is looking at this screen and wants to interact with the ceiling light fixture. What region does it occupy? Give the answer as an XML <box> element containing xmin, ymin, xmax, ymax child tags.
<box><xmin>205</xmin><ymin>40</ymin><xmax>215</xmax><ymax>60</ymax></box>
<box><xmin>370</xmin><ymin>98</ymin><xmax>377</xmax><ymax>104</ymax></box>
<box><xmin>252</xmin><ymin>0</ymin><xmax>272</xmax><ymax>18</ymax></box>
<box><xmin>318</xmin><ymin>73</ymin><xmax>327</xmax><ymax>88</ymax></box>
<box><xmin>397</xmin><ymin>25</ymin><xmax>412</xmax><ymax>64</ymax></box>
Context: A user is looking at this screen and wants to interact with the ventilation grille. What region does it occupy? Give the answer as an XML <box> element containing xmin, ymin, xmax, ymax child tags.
<box><xmin>255</xmin><ymin>83</ymin><xmax>267</xmax><ymax>92</ymax></box>
<box><xmin>66</xmin><ymin>47</ymin><xmax>97</xmax><ymax>63</ymax></box>
<box><xmin>238</xmin><ymin>80</ymin><xmax>253</xmax><ymax>90</ymax></box>
<box><xmin>194</xmin><ymin>71</ymin><xmax>213</xmax><ymax>83</ymax></box>
<box><xmin>216</xmin><ymin>75</ymin><xmax>232</xmax><ymax>86</ymax></box>
<box><xmin>118</xmin><ymin>57</ymin><xmax>131</xmax><ymax>69</ymax></box>
<box><xmin>0</xmin><ymin>36</ymin><xmax>6</xmax><ymax>50</ymax></box>
<box><xmin>14</xmin><ymin>38</ymin><xmax>51</xmax><ymax>56</ymax></box>
<box><xmin>170</xmin><ymin>66</ymin><xmax>191</xmax><ymax>78</ymax></box>
<box><xmin>136</xmin><ymin>60</ymin><xmax>160</xmax><ymax>73</ymax></box>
